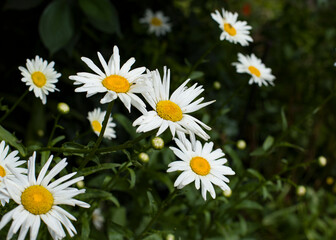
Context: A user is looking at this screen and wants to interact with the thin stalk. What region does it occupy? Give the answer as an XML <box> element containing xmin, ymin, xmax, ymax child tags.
<box><xmin>0</xmin><ymin>90</ymin><xmax>29</xmax><ymax>123</ymax></box>
<box><xmin>47</xmin><ymin>114</ymin><xmax>61</xmax><ymax>146</ymax></box>
<box><xmin>79</xmin><ymin>101</ymin><xmax>114</xmax><ymax>169</ymax></box>
<box><xmin>135</xmin><ymin>189</ymin><xmax>178</xmax><ymax>240</ymax></box>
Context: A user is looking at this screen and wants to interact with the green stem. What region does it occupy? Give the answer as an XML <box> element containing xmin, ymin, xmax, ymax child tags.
<box><xmin>0</xmin><ymin>90</ymin><xmax>29</xmax><ymax>123</ymax></box>
<box><xmin>186</xmin><ymin>41</ymin><xmax>220</xmax><ymax>79</ymax></box>
<box><xmin>135</xmin><ymin>189</ymin><xmax>178</xmax><ymax>240</ymax></box>
<box><xmin>47</xmin><ymin>114</ymin><xmax>61</xmax><ymax>146</ymax></box>
<box><xmin>79</xmin><ymin>101</ymin><xmax>114</xmax><ymax>169</ymax></box>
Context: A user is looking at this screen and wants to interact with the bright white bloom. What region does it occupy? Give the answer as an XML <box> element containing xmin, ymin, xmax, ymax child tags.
<box><xmin>133</xmin><ymin>67</ymin><xmax>214</xmax><ymax>141</ymax></box>
<box><xmin>140</xmin><ymin>9</ymin><xmax>171</xmax><ymax>36</ymax></box>
<box><xmin>19</xmin><ymin>56</ymin><xmax>61</xmax><ymax>104</ymax></box>
<box><xmin>167</xmin><ymin>135</ymin><xmax>235</xmax><ymax>200</ymax></box>
<box><xmin>0</xmin><ymin>141</ymin><xmax>26</xmax><ymax>206</ymax></box>
<box><xmin>92</xmin><ymin>208</ymin><xmax>105</xmax><ymax>230</ymax></box>
<box><xmin>0</xmin><ymin>152</ymin><xmax>90</xmax><ymax>240</ymax></box>
<box><xmin>69</xmin><ymin>46</ymin><xmax>148</xmax><ymax>113</ymax></box>
<box><xmin>211</xmin><ymin>8</ymin><xmax>253</xmax><ymax>46</ymax></box>
<box><xmin>87</xmin><ymin>108</ymin><xmax>116</xmax><ymax>140</ymax></box>
<box><xmin>232</xmin><ymin>53</ymin><xmax>276</xmax><ymax>86</ymax></box>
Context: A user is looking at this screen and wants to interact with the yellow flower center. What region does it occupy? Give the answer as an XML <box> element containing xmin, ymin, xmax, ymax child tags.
<box><xmin>0</xmin><ymin>165</ymin><xmax>6</xmax><ymax>177</ymax></box>
<box><xmin>151</xmin><ymin>17</ymin><xmax>162</xmax><ymax>26</ymax></box>
<box><xmin>156</xmin><ymin>100</ymin><xmax>183</xmax><ymax>122</ymax></box>
<box><xmin>190</xmin><ymin>156</ymin><xmax>210</xmax><ymax>176</ymax></box>
<box><xmin>31</xmin><ymin>71</ymin><xmax>47</xmax><ymax>88</ymax></box>
<box><xmin>102</xmin><ymin>75</ymin><xmax>130</xmax><ymax>93</ymax></box>
<box><xmin>91</xmin><ymin>120</ymin><xmax>102</xmax><ymax>132</ymax></box>
<box><xmin>21</xmin><ymin>185</ymin><xmax>54</xmax><ymax>215</ymax></box>
<box><xmin>248</xmin><ymin>66</ymin><xmax>261</xmax><ymax>77</ymax></box>
<box><xmin>224</xmin><ymin>23</ymin><xmax>237</xmax><ymax>36</ymax></box>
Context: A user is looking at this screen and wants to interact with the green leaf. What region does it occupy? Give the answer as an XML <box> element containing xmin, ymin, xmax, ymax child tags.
<box><xmin>147</xmin><ymin>191</ymin><xmax>158</xmax><ymax>216</ymax></box>
<box><xmin>189</xmin><ymin>71</ymin><xmax>204</xmax><ymax>80</ymax></box>
<box><xmin>250</xmin><ymin>147</ymin><xmax>266</xmax><ymax>157</ymax></box>
<box><xmin>247</xmin><ymin>168</ymin><xmax>265</xmax><ymax>182</ymax></box>
<box><xmin>39</xmin><ymin>0</ymin><xmax>74</xmax><ymax>54</ymax></box>
<box><xmin>81</xmin><ymin>211</ymin><xmax>90</xmax><ymax>239</ymax></box>
<box><xmin>108</xmin><ymin>221</ymin><xmax>133</xmax><ymax>239</ymax></box>
<box><xmin>127</xmin><ymin>168</ymin><xmax>136</xmax><ymax>189</ymax></box>
<box><xmin>223</xmin><ymin>145</ymin><xmax>243</xmax><ymax>174</ymax></box>
<box><xmin>79</xmin><ymin>188</ymin><xmax>120</xmax><ymax>207</ymax></box>
<box><xmin>262</xmin><ymin>135</ymin><xmax>274</xmax><ymax>151</ymax></box>
<box><xmin>276</xmin><ymin>142</ymin><xmax>305</xmax><ymax>152</ymax></box>
<box><xmin>0</xmin><ymin>125</ymin><xmax>27</xmax><ymax>156</ymax></box>
<box><xmin>281</xmin><ymin>106</ymin><xmax>288</xmax><ymax>131</ymax></box>
<box><xmin>114</xmin><ymin>113</ymin><xmax>137</xmax><ymax>138</ymax></box>
<box><xmin>236</xmin><ymin>200</ymin><xmax>263</xmax><ymax>211</ymax></box>
<box><xmin>50</xmin><ymin>135</ymin><xmax>65</xmax><ymax>147</ymax></box>
<box><xmin>78</xmin><ymin>0</ymin><xmax>120</xmax><ymax>34</ymax></box>
<box><xmin>77</xmin><ymin>163</ymin><xmax>121</xmax><ymax>177</ymax></box>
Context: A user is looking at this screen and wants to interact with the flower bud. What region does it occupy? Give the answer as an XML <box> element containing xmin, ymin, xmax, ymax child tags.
<box><xmin>296</xmin><ymin>185</ymin><xmax>306</xmax><ymax>196</ymax></box>
<box><xmin>318</xmin><ymin>156</ymin><xmax>327</xmax><ymax>167</ymax></box>
<box><xmin>151</xmin><ymin>137</ymin><xmax>164</xmax><ymax>150</ymax></box>
<box><xmin>139</xmin><ymin>152</ymin><xmax>149</xmax><ymax>163</ymax></box>
<box><xmin>326</xmin><ymin>177</ymin><xmax>334</xmax><ymax>185</ymax></box>
<box><xmin>57</xmin><ymin>102</ymin><xmax>70</xmax><ymax>114</ymax></box>
<box><xmin>223</xmin><ymin>188</ymin><xmax>232</xmax><ymax>197</ymax></box>
<box><xmin>76</xmin><ymin>180</ymin><xmax>85</xmax><ymax>189</ymax></box>
<box><xmin>166</xmin><ymin>234</ymin><xmax>175</xmax><ymax>240</ymax></box>
<box><xmin>213</xmin><ymin>81</ymin><xmax>221</xmax><ymax>90</ymax></box>
<box><xmin>236</xmin><ymin>140</ymin><xmax>246</xmax><ymax>150</ymax></box>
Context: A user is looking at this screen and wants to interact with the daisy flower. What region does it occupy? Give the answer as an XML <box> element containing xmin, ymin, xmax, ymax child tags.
<box><xmin>133</xmin><ymin>67</ymin><xmax>214</xmax><ymax>141</ymax></box>
<box><xmin>69</xmin><ymin>46</ymin><xmax>148</xmax><ymax>113</ymax></box>
<box><xmin>232</xmin><ymin>53</ymin><xmax>276</xmax><ymax>86</ymax></box>
<box><xmin>211</xmin><ymin>8</ymin><xmax>253</xmax><ymax>46</ymax></box>
<box><xmin>92</xmin><ymin>208</ymin><xmax>105</xmax><ymax>230</ymax></box>
<box><xmin>0</xmin><ymin>152</ymin><xmax>90</xmax><ymax>240</ymax></box>
<box><xmin>87</xmin><ymin>108</ymin><xmax>116</xmax><ymax>140</ymax></box>
<box><xmin>0</xmin><ymin>141</ymin><xmax>26</xmax><ymax>206</ymax></box>
<box><xmin>167</xmin><ymin>135</ymin><xmax>235</xmax><ymax>200</ymax></box>
<box><xmin>140</xmin><ymin>9</ymin><xmax>172</xmax><ymax>36</ymax></box>
<box><xmin>19</xmin><ymin>56</ymin><xmax>61</xmax><ymax>104</ymax></box>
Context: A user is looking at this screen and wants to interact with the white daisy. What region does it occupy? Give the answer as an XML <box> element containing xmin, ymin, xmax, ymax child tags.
<box><xmin>140</xmin><ymin>9</ymin><xmax>172</xmax><ymax>36</ymax></box>
<box><xmin>133</xmin><ymin>67</ymin><xmax>214</xmax><ymax>141</ymax></box>
<box><xmin>0</xmin><ymin>152</ymin><xmax>90</xmax><ymax>240</ymax></box>
<box><xmin>232</xmin><ymin>53</ymin><xmax>276</xmax><ymax>86</ymax></box>
<box><xmin>92</xmin><ymin>208</ymin><xmax>105</xmax><ymax>230</ymax></box>
<box><xmin>19</xmin><ymin>56</ymin><xmax>61</xmax><ymax>104</ymax></box>
<box><xmin>211</xmin><ymin>8</ymin><xmax>253</xmax><ymax>46</ymax></box>
<box><xmin>87</xmin><ymin>108</ymin><xmax>116</xmax><ymax>140</ymax></box>
<box><xmin>69</xmin><ymin>46</ymin><xmax>148</xmax><ymax>113</ymax></box>
<box><xmin>167</xmin><ymin>134</ymin><xmax>235</xmax><ymax>200</ymax></box>
<box><xmin>0</xmin><ymin>141</ymin><xmax>26</xmax><ymax>206</ymax></box>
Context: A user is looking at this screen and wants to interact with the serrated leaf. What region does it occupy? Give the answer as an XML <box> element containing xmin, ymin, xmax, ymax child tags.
<box><xmin>0</xmin><ymin>125</ymin><xmax>27</xmax><ymax>156</ymax></box>
<box><xmin>39</xmin><ymin>0</ymin><xmax>74</xmax><ymax>54</ymax></box>
<box><xmin>78</xmin><ymin>0</ymin><xmax>120</xmax><ymax>34</ymax></box>
<box><xmin>77</xmin><ymin>163</ymin><xmax>120</xmax><ymax>177</ymax></box>
<box><xmin>262</xmin><ymin>136</ymin><xmax>274</xmax><ymax>151</ymax></box>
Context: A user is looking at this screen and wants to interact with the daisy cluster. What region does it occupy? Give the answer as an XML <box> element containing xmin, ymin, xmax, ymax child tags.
<box><xmin>211</xmin><ymin>8</ymin><xmax>276</xmax><ymax>86</ymax></box>
<box><xmin>0</xmin><ymin>141</ymin><xmax>89</xmax><ymax>240</ymax></box>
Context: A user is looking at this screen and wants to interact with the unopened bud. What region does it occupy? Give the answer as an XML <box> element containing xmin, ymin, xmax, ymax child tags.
<box><xmin>166</xmin><ymin>234</ymin><xmax>175</xmax><ymax>240</ymax></box>
<box><xmin>236</xmin><ymin>140</ymin><xmax>246</xmax><ymax>150</ymax></box>
<box><xmin>223</xmin><ymin>188</ymin><xmax>232</xmax><ymax>197</ymax></box>
<box><xmin>37</xmin><ymin>129</ymin><xmax>44</xmax><ymax>137</ymax></box>
<box><xmin>139</xmin><ymin>152</ymin><xmax>149</xmax><ymax>163</ymax></box>
<box><xmin>77</xmin><ymin>180</ymin><xmax>85</xmax><ymax>189</ymax></box>
<box><xmin>213</xmin><ymin>81</ymin><xmax>221</xmax><ymax>90</ymax></box>
<box><xmin>296</xmin><ymin>185</ymin><xmax>306</xmax><ymax>196</ymax></box>
<box><xmin>318</xmin><ymin>156</ymin><xmax>327</xmax><ymax>167</ymax></box>
<box><xmin>326</xmin><ymin>177</ymin><xmax>334</xmax><ymax>185</ymax></box>
<box><xmin>57</xmin><ymin>102</ymin><xmax>70</xmax><ymax>114</ymax></box>
<box><xmin>151</xmin><ymin>137</ymin><xmax>164</xmax><ymax>150</ymax></box>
